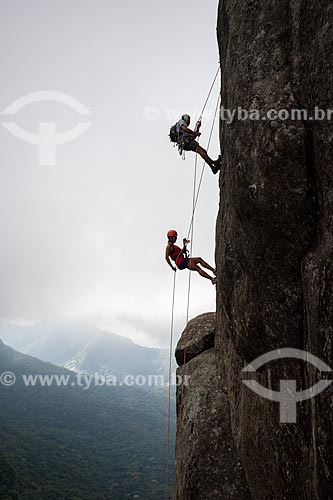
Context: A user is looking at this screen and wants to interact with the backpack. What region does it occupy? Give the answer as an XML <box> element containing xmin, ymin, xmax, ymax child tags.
<box><xmin>169</xmin><ymin>123</ymin><xmax>179</xmax><ymax>143</ymax></box>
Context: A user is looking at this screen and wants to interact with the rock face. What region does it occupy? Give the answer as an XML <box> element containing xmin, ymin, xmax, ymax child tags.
<box><xmin>174</xmin><ymin>314</ymin><xmax>250</xmax><ymax>500</ymax></box>
<box><xmin>215</xmin><ymin>1</ymin><xmax>333</xmax><ymax>499</ymax></box>
<box><xmin>175</xmin><ymin>312</ymin><xmax>216</xmax><ymax>366</ymax></box>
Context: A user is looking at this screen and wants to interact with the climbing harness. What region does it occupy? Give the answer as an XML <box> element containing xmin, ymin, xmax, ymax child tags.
<box><xmin>164</xmin><ymin>66</ymin><xmax>221</xmax><ymax>500</ymax></box>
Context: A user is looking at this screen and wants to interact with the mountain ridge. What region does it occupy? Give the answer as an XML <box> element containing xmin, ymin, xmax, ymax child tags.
<box><xmin>0</xmin><ymin>321</ymin><xmax>172</xmax><ymax>382</ymax></box>
<box><xmin>0</xmin><ymin>339</ymin><xmax>175</xmax><ymax>500</ymax></box>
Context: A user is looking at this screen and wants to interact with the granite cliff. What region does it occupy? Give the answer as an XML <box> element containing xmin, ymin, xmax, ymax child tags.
<box><xmin>175</xmin><ymin>1</ymin><xmax>332</xmax><ymax>498</ymax></box>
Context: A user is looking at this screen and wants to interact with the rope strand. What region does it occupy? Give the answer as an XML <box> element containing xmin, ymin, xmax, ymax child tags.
<box><xmin>172</xmin><ymin>151</ymin><xmax>198</xmax><ymax>499</ymax></box>
<box><xmin>165</xmin><ymin>270</ymin><xmax>177</xmax><ymax>500</ymax></box>
<box><xmin>199</xmin><ymin>66</ymin><xmax>220</xmax><ymax>120</ymax></box>
<box><xmin>186</xmin><ymin>151</ymin><xmax>198</xmax><ymax>323</ymax></box>
<box><xmin>165</xmin><ymin>65</ymin><xmax>220</xmax><ymax>500</ymax></box>
<box><xmin>173</xmin><ymin>89</ymin><xmax>220</xmax><ymax>500</ymax></box>
<box><xmin>187</xmin><ymin>95</ymin><xmax>221</xmax><ymax>239</ymax></box>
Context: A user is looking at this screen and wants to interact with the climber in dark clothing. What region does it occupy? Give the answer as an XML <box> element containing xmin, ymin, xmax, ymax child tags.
<box><xmin>165</xmin><ymin>229</ymin><xmax>216</xmax><ymax>284</ymax></box>
<box><xmin>176</xmin><ymin>114</ymin><xmax>221</xmax><ymax>175</ymax></box>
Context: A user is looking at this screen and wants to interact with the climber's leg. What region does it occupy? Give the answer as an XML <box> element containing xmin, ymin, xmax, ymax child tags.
<box><xmin>196</xmin><ymin>145</ymin><xmax>215</xmax><ymax>167</ymax></box>
<box><xmin>187</xmin><ymin>258</ymin><xmax>214</xmax><ymax>281</ymax></box>
<box><xmin>195</xmin><ymin>145</ymin><xmax>221</xmax><ymax>175</ymax></box>
<box><xmin>191</xmin><ymin>257</ymin><xmax>215</xmax><ymax>273</ymax></box>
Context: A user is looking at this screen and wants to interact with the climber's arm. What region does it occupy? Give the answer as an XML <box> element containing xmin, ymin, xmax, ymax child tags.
<box><xmin>181</xmin><ymin>124</ymin><xmax>201</xmax><ymax>137</ymax></box>
<box><xmin>165</xmin><ymin>245</ymin><xmax>176</xmax><ymax>272</ymax></box>
<box><xmin>182</xmin><ymin>238</ymin><xmax>190</xmax><ymax>253</ymax></box>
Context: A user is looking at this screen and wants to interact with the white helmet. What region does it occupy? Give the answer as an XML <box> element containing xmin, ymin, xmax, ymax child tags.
<box><xmin>182</xmin><ymin>114</ymin><xmax>191</xmax><ymax>123</ymax></box>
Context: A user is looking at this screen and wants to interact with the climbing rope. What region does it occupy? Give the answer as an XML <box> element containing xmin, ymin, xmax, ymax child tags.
<box><xmin>165</xmin><ymin>66</ymin><xmax>220</xmax><ymax>500</ymax></box>
<box><xmin>171</xmin><ymin>95</ymin><xmax>220</xmax><ymax>499</ymax></box>
<box><xmin>165</xmin><ymin>270</ymin><xmax>177</xmax><ymax>500</ymax></box>
<box><xmin>187</xmin><ymin>94</ymin><xmax>221</xmax><ymax>240</ymax></box>
<box><xmin>171</xmin><ymin>153</ymin><xmax>198</xmax><ymax>499</ymax></box>
<box><xmin>199</xmin><ymin>66</ymin><xmax>220</xmax><ymax>122</ymax></box>
<box><xmin>179</xmin><ymin>66</ymin><xmax>220</xmax><ymax>161</ymax></box>
<box><xmin>186</xmin><ymin>151</ymin><xmax>198</xmax><ymax>323</ymax></box>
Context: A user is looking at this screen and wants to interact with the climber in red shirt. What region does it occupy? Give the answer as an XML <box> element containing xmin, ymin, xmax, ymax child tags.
<box><xmin>165</xmin><ymin>230</ymin><xmax>216</xmax><ymax>284</ymax></box>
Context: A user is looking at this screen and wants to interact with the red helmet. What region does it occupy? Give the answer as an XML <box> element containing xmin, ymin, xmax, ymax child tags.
<box><xmin>167</xmin><ymin>230</ymin><xmax>178</xmax><ymax>238</ymax></box>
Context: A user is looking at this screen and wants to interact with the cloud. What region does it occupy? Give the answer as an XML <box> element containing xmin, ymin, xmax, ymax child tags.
<box><xmin>0</xmin><ymin>0</ymin><xmax>219</xmax><ymax>347</ymax></box>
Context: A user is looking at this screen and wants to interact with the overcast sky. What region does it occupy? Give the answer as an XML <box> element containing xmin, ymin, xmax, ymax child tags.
<box><xmin>0</xmin><ymin>0</ymin><xmax>221</xmax><ymax>348</ymax></box>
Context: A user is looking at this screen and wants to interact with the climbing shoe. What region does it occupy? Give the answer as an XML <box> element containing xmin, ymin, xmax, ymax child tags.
<box><xmin>214</xmin><ymin>155</ymin><xmax>221</xmax><ymax>167</ymax></box>
<box><xmin>212</xmin><ymin>277</ymin><xmax>217</xmax><ymax>285</ymax></box>
<box><xmin>211</xmin><ymin>156</ymin><xmax>221</xmax><ymax>175</ymax></box>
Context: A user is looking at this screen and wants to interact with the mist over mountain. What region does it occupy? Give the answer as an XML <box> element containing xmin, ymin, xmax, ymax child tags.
<box><xmin>0</xmin><ymin>321</ymin><xmax>174</xmax><ymax>382</ymax></box>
